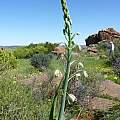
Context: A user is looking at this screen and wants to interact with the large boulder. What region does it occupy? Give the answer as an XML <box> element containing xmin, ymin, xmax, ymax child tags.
<box><xmin>85</xmin><ymin>28</ymin><xmax>120</xmax><ymax>46</ymax></box>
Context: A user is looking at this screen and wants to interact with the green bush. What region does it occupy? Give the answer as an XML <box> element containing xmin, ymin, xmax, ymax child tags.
<box><xmin>14</xmin><ymin>42</ymin><xmax>58</xmax><ymax>59</ymax></box>
<box><xmin>14</xmin><ymin>45</ymin><xmax>48</xmax><ymax>59</ymax></box>
<box><xmin>0</xmin><ymin>50</ymin><xmax>17</xmax><ymax>71</ymax></box>
<box><xmin>112</xmin><ymin>57</ymin><xmax>120</xmax><ymax>76</ymax></box>
<box><xmin>13</xmin><ymin>47</ymin><xmax>29</xmax><ymax>59</ymax></box>
<box><xmin>31</xmin><ymin>53</ymin><xmax>54</xmax><ymax>71</ymax></box>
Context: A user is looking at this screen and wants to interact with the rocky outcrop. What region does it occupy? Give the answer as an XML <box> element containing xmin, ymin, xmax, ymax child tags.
<box><xmin>85</xmin><ymin>28</ymin><xmax>120</xmax><ymax>46</ymax></box>
<box><xmin>87</xmin><ymin>48</ymin><xmax>98</xmax><ymax>56</ymax></box>
<box><xmin>52</xmin><ymin>47</ymin><xmax>66</xmax><ymax>55</ymax></box>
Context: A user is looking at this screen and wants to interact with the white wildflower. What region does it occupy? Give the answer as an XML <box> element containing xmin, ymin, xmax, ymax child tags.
<box><xmin>54</xmin><ymin>69</ymin><xmax>62</xmax><ymax>77</ymax></box>
<box><xmin>68</xmin><ymin>94</ymin><xmax>77</xmax><ymax>102</ymax></box>
<box><xmin>83</xmin><ymin>70</ymin><xmax>88</xmax><ymax>78</ymax></box>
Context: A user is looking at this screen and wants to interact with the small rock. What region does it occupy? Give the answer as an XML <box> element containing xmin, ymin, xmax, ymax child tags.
<box><xmin>89</xmin><ymin>97</ymin><xmax>116</xmax><ymax>110</ymax></box>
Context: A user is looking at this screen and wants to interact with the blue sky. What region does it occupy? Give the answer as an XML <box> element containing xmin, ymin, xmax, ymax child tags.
<box><xmin>0</xmin><ymin>0</ymin><xmax>120</xmax><ymax>46</ymax></box>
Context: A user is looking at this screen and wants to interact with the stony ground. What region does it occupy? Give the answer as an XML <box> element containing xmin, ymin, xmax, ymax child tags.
<box><xmin>18</xmin><ymin>70</ymin><xmax>120</xmax><ymax>120</ymax></box>
<box><xmin>21</xmin><ymin>72</ymin><xmax>120</xmax><ymax>111</ymax></box>
<box><xmin>89</xmin><ymin>80</ymin><xmax>120</xmax><ymax>110</ymax></box>
<box><xmin>100</xmin><ymin>80</ymin><xmax>120</xmax><ymax>100</ymax></box>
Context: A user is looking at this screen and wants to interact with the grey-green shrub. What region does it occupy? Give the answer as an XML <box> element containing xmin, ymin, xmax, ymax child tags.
<box><xmin>31</xmin><ymin>53</ymin><xmax>54</xmax><ymax>71</ymax></box>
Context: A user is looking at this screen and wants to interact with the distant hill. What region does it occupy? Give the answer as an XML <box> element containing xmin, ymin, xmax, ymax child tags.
<box><xmin>81</xmin><ymin>45</ymin><xmax>86</xmax><ymax>49</ymax></box>
<box><xmin>0</xmin><ymin>46</ymin><xmax>23</xmax><ymax>49</ymax></box>
<box><xmin>0</xmin><ymin>44</ymin><xmax>86</xmax><ymax>50</ymax></box>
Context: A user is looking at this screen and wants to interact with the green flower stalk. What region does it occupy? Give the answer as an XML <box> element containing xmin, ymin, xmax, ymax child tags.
<box><xmin>49</xmin><ymin>0</ymin><xmax>75</xmax><ymax>120</ymax></box>
<box><xmin>58</xmin><ymin>0</ymin><xmax>74</xmax><ymax>120</ymax></box>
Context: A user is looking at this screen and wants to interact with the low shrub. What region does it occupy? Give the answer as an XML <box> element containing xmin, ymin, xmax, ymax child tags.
<box><xmin>13</xmin><ymin>47</ymin><xmax>29</xmax><ymax>59</ymax></box>
<box><xmin>31</xmin><ymin>53</ymin><xmax>54</xmax><ymax>71</ymax></box>
<box><xmin>112</xmin><ymin>57</ymin><xmax>120</xmax><ymax>76</ymax></box>
<box><xmin>0</xmin><ymin>49</ymin><xmax>17</xmax><ymax>72</ymax></box>
<box><xmin>0</xmin><ymin>79</ymin><xmax>51</xmax><ymax>120</ymax></box>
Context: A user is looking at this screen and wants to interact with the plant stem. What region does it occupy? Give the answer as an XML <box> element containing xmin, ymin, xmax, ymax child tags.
<box><xmin>58</xmin><ymin>0</ymin><xmax>73</xmax><ymax>119</ymax></box>
<box><xmin>49</xmin><ymin>0</ymin><xmax>73</xmax><ymax>119</ymax></box>
<box><xmin>58</xmin><ymin>48</ymin><xmax>72</xmax><ymax>120</ymax></box>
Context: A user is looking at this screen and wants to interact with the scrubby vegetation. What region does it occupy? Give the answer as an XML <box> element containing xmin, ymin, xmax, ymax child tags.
<box><xmin>0</xmin><ymin>39</ymin><xmax>120</xmax><ymax>120</ymax></box>
<box><xmin>13</xmin><ymin>42</ymin><xmax>58</xmax><ymax>59</ymax></box>
<box><xmin>0</xmin><ymin>1</ymin><xmax>120</xmax><ymax>120</ymax></box>
<box><xmin>0</xmin><ymin>78</ymin><xmax>51</xmax><ymax>120</ymax></box>
<box><xmin>0</xmin><ymin>49</ymin><xmax>17</xmax><ymax>73</ymax></box>
<box><xmin>31</xmin><ymin>53</ymin><xmax>54</xmax><ymax>71</ymax></box>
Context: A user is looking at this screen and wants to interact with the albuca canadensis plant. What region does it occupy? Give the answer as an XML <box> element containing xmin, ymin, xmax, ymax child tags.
<box><xmin>49</xmin><ymin>0</ymin><xmax>88</xmax><ymax>120</ymax></box>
